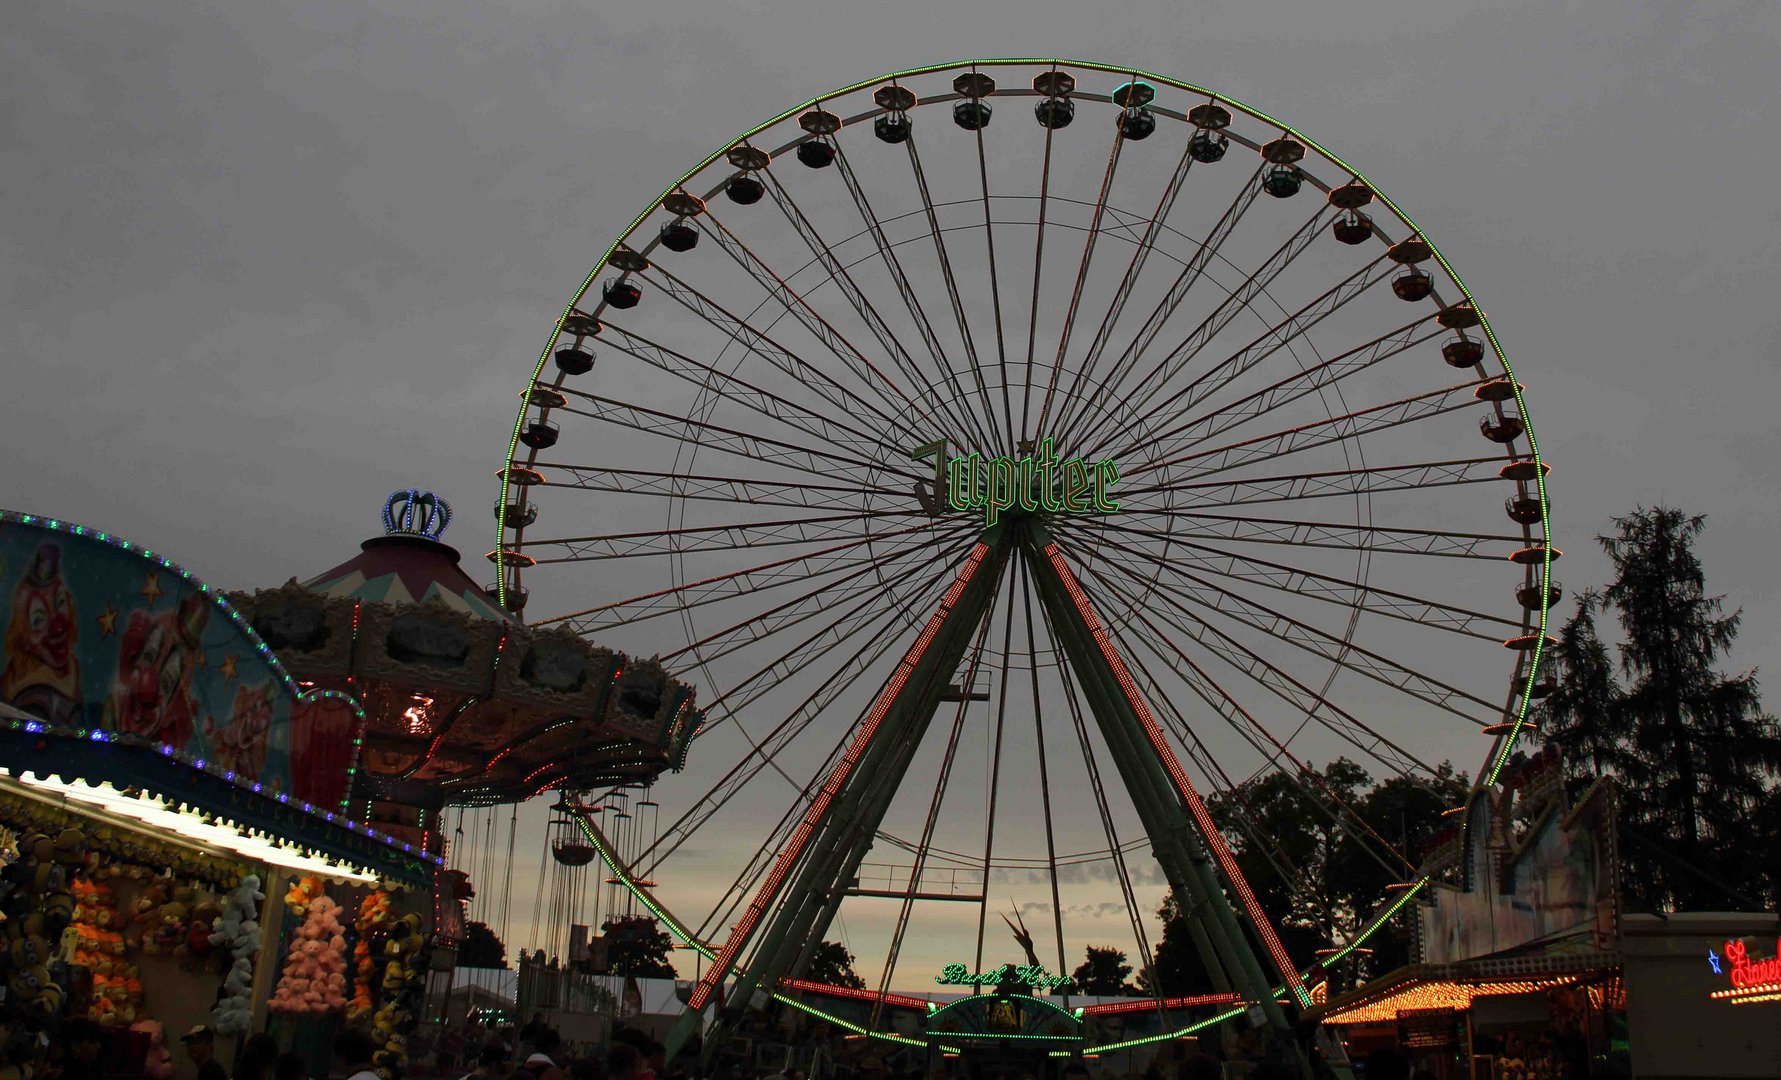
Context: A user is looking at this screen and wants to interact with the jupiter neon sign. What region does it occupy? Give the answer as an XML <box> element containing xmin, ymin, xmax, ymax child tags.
<box><xmin>912</xmin><ymin>439</ymin><xmax>1121</xmax><ymax>526</ymax></box>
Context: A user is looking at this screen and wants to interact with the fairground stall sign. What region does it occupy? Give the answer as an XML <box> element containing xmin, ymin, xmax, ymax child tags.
<box><xmin>1707</xmin><ymin>937</ymin><xmax>1781</xmax><ymax>1005</ymax></box>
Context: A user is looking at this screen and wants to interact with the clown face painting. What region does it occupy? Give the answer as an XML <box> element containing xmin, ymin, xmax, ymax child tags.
<box><xmin>102</xmin><ymin>593</ymin><xmax>209</xmax><ymax>749</ymax></box>
<box><xmin>0</xmin><ymin>543</ymin><xmax>82</xmax><ymax>725</ymax></box>
<box><xmin>211</xmin><ymin>681</ymin><xmax>276</xmax><ymax>779</ymax></box>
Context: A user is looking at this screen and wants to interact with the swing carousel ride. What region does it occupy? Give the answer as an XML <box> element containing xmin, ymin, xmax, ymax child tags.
<box><xmin>476</xmin><ymin>58</ymin><xmax>1554</xmax><ymax>1070</ymax></box>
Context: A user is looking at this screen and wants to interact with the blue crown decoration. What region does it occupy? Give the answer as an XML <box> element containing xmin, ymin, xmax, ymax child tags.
<box><xmin>383</xmin><ymin>489</ymin><xmax>453</xmax><ymax>540</ymax></box>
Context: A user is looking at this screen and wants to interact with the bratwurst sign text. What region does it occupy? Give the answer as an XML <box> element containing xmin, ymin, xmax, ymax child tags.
<box><xmin>912</xmin><ymin>438</ymin><xmax>1121</xmax><ymax>527</ymax></box>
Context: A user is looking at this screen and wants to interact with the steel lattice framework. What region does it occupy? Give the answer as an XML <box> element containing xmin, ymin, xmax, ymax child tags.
<box><xmin>491</xmin><ymin>60</ymin><xmax>1555</xmax><ymax>1077</ymax></box>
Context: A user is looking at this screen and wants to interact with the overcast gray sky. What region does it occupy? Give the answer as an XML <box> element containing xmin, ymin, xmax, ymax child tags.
<box><xmin>8</xmin><ymin>0</ymin><xmax>1781</xmax><ymax>980</ymax></box>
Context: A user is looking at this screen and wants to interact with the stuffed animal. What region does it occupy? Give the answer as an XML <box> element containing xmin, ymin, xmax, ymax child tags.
<box><xmin>140</xmin><ymin>899</ymin><xmax>187</xmax><ymax>956</ymax></box>
<box><xmin>130</xmin><ymin>1020</ymin><xmax>175</xmax><ymax>1080</ymax></box>
<box><xmin>208</xmin><ymin>875</ymin><xmax>263</xmax><ymax>1033</ymax></box>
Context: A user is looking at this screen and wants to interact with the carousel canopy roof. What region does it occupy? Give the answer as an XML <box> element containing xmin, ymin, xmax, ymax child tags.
<box><xmin>303</xmin><ymin>490</ymin><xmax>511</xmax><ymax>623</ymax></box>
<box><xmin>231</xmin><ymin>490</ymin><xmax>699</xmax><ymax>805</ymax></box>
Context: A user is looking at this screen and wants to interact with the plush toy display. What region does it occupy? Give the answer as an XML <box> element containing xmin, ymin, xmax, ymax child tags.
<box><xmin>269</xmin><ymin>891</ymin><xmax>350</xmax><ymax>1016</ymax></box>
<box><xmin>345</xmin><ymin>893</ymin><xmax>429</xmax><ymax>1080</ymax></box>
<box><xmin>209</xmin><ymin>874</ymin><xmax>264</xmax><ymax>1034</ymax></box>
<box><xmin>0</xmin><ymin>825</ymin><xmax>79</xmax><ymax>1080</ymax></box>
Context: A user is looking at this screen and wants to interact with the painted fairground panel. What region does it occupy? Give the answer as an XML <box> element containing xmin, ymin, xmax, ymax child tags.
<box><xmin>1420</xmin><ymin>761</ymin><xmax>1618</xmax><ymax>964</ymax></box>
<box><xmin>0</xmin><ymin>512</ymin><xmax>360</xmax><ymax>807</ymax></box>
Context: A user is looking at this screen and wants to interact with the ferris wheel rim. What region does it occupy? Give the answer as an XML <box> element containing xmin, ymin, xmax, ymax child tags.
<box><xmin>491</xmin><ymin>57</ymin><xmax>1556</xmax><ymax>1027</ymax></box>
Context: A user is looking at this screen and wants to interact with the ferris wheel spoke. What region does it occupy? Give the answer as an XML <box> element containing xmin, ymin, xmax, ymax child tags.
<box><xmin>1052</xmin><ymin>536</ymin><xmax>1451</xmax><ymax>776</ymax></box>
<box><xmin>552</xmin><ymin>394</ymin><xmax>912</xmax><ymax>487</ymax></box>
<box><xmin>531</xmin><ymin>464</ymin><xmax>899</xmax><ymax>514</ymax></box>
<box><xmin>665</xmin><ymin>523</ymin><xmax>977</xmax><ymax>673</ymax></box>
<box><xmin>1090</xmin><ymin>520</ymin><xmax>1516</xmax><ymax>639</ymax></box>
<box><xmin>640</xmin><ymin>546</ymin><xmax>975</xmax><ymax>880</ymax></box>
<box><xmin>1064</xmin><ymin>521</ymin><xmax>1511</xmax><ymax>680</ymax></box>
<box><xmin>593</xmin><ymin>319</ymin><xmax>919</xmax><ymax>464</ymax></box>
<box><xmin>1050</xmin><ymin>163</ymin><xmax>1268</xmax><ymax>446</ymax></box>
<box><xmin>1102</xmin><ymin>613</ymin><xmax>1331</xmax><ymax>877</ymax></box>
<box><xmin>971</xmin><ymin>117</ymin><xmax>1017</xmax><ymax>447</ymax></box>
<box><xmin>830</xmin><ymin>142</ymin><xmax>1000</xmax><ymax>453</ymax></box>
<box><xmin>543</xmin><ymin>521</ymin><xmax>947</xmax><ymax>634</ymax></box>
<box><xmin>1049</xmin><ymin>137</ymin><xmax>1198</xmax><ymax>443</ymax></box>
<box><xmin>1110</xmin><ymin>605</ymin><xmax>1450</xmax><ymax>876</ymax></box>
<box><xmin>1139</xmin><ymin>316</ymin><xmax>1446</xmax><ymax>455</ymax></box>
<box><xmin>1031</xmin><ymin>589</ymin><xmax>1166</xmax><ymax>1003</ymax></box>
<box><xmin>1032</xmin><ymin>116</ymin><xmax>1127</xmax><ymax>436</ymax></box>
<box><xmin>1014</xmin><ymin>557</ymin><xmax>1072</xmax><ymax>983</ymax></box>
<box><xmin>1017</xmin><ymin>83</ymin><xmax>1063</xmax><ymax>438</ymax></box>
<box><xmin>870</xmin><ymin>593</ymin><xmax>999</xmax><ymax>1028</ymax></box>
<box><xmin>1142</xmin><ymin>380</ymin><xmax>1483</xmax><ymax>482</ymax></box>
<box><xmin>1089</xmin><ymin>248</ymin><xmax>1391</xmax><ymax>462</ymax></box>
<box><xmin>901</xmin><ymin>134</ymin><xmax>997</xmax><ymax>445</ymax></box>
<box><xmin>1119</xmin><ymin>455</ymin><xmax>1509</xmax><ymax>508</ymax></box>
<box><xmin>1104</xmin><ymin>507</ymin><xmax>1524</xmax><ymax>561</ymax></box>
<box><xmin>523</xmin><ymin>509</ymin><xmax>925</xmax><ymax>565</ymax></box>
<box><xmin>640</xmin><ymin>258</ymin><xmax>939</xmax><ymax>451</ymax></box>
<box><xmin>1060</xmin><ymin>527</ymin><xmax>1499</xmax><ymax>723</ymax></box>
<box><xmin>757</xmin><ymin>171</ymin><xmax>990</xmax><ymax>450</ymax></box>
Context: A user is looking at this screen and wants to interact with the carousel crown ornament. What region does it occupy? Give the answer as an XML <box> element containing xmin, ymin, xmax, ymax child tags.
<box><xmin>382</xmin><ymin>490</ymin><xmax>452</xmax><ymax>540</ymax></box>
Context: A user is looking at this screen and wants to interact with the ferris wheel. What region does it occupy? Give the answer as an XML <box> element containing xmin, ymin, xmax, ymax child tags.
<box><xmin>491</xmin><ymin>59</ymin><xmax>1554</xmax><ymax>1064</ymax></box>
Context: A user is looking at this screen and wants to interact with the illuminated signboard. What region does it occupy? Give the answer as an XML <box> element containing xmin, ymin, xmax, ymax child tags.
<box><xmin>935</xmin><ymin>963</ymin><xmax>1072</xmax><ymax>993</ymax></box>
<box><xmin>912</xmin><ymin>439</ymin><xmax>1120</xmax><ymax>526</ymax></box>
<box><xmin>1707</xmin><ymin>938</ymin><xmax>1781</xmax><ymax>1005</ymax></box>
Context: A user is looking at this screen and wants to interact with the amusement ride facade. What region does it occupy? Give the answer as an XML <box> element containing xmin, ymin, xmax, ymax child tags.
<box><xmin>488</xmin><ymin>59</ymin><xmax>1555</xmax><ymax>1074</ymax></box>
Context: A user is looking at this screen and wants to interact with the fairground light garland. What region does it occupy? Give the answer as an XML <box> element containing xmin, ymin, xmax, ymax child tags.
<box><xmin>0</xmin><ymin>509</ymin><xmax>443</xmax><ymax>869</ymax></box>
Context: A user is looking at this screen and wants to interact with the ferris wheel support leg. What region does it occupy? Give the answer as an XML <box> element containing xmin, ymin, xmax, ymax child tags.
<box><xmin>1045</xmin><ymin>617</ymin><xmax>1240</xmax><ymax>997</ymax></box>
<box><xmin>1020</xmin><ymin>528</ymin><xmax>1314</xmax><ymax>1078</ymax></box>
<box><xmin>1021</xmin><ymin>539</ymin><xmax>1251</xmax><ymax>999</ymax></box>
<box><xmin>677</xmin><ymin>536</ymin><xmax>1013</xmax><ymax>1063</ymax></box>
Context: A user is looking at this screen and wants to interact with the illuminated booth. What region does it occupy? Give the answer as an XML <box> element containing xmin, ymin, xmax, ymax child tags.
<box><xmin>0</xmin><ymin>509</ymin><xmax>437</xmax><ymax>1080</ymax></box>
<box><xmin>1309</xmin><ymin>749</ymin><xmax>1781</xmax><ymax>1079</ymax></box>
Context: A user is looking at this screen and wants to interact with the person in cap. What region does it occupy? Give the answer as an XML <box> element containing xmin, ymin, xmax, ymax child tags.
<box><xmin>182</xmin><ymin>1027</ymin><xmax>228</xmax><ymax>1080</ymax></box>
<box><xmin>523</xmin><ymin>1029</ymin><xmax>564</xmax><ymax>1080</ymax></box>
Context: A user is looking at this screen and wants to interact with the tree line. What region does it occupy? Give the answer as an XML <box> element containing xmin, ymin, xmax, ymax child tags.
<box><xmin>1073</xmin><ymin>506</ymin><xmax>1781</xmax><ymax>998</ymax></box>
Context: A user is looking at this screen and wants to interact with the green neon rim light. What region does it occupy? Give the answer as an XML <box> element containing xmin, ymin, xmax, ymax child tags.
<box><xmin>509</xmin><ymin>57</ymin><xmax>1553</xmax><ymax>1051</ymax></box>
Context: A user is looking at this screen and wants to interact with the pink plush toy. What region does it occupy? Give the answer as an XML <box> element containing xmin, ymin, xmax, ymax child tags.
<box><xmin>269</xmin><ymin>893</ymin><xmax>351</xmax><ymax>1014</ymax></box>
<box><xmin>131</xmin><ymin>1019</ymin><xmax>175</xmax><ymax>1080</ymax></box>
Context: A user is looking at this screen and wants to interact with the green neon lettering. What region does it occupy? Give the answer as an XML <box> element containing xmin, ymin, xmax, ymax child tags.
<box><xmin>931</xmin><ymin>440</ymin><xmax>1120</xmax><ymax>525</ymax></box>
<box><xmin>1036</xmin><ymin>438</ymin><xmax>1063</xmax><ymax>513</ymax></box>
<box><xmin>1092</xmin><ymin>460</ymin><xmax>1121</xmax><ymax>513</ymax></box>
<box><xmin>1061</xmin><ymin>459</ymin><xmax>1092</xmax><ymax>512</ymax></box>
<box><xmin>933</xmin><ymin>963</ymin><xmax>1072</xmax><ymax>993</ymax></box>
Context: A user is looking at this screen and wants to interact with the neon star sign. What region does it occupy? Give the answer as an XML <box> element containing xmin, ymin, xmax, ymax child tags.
<box><xmin>912</xmin><ymin>439</ymin><xmax>1120</xmax><ymax>527</ymax></box>
<box><xmin>1708</xmin><ymin>937</ymin><xmax>1781</xmax><ymax>1005</ymax></box>
<box><xmin>935</xmin><ymin>963</ymin><xmax>1073</xmax><ymax>994</ymax></box>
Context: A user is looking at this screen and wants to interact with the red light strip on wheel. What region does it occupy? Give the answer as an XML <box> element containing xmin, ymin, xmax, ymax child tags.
<box><xmin>1081</xmin><ymin>992</ymin><xmax>1241</xmax><ymax>1016</ymax></box>
<box><xmin>1041</xmin><ymin>543</ymin><xmax>1312</xmax><ymax>1008</ymax></box>
<box><xmin>779</xmin><ymin>978</ymin><xmax>933</xmax><ymax>1011</ymax></box>
<box><xmin>687</xmin><ymin>543</ymin><xmax>994</xmax><ymax>1011</ymax></box>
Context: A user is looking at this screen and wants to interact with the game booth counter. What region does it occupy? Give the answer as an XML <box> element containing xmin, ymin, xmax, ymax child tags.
<box><xmin>0</xmin><ymin>510</ymin><xmax>442</xmax><ymax>1080</ymax></box>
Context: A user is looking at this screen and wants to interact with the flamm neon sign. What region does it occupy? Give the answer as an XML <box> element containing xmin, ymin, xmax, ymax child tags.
<box><xmin>1708</xmin><ymin>938</ymin><xmax>1781</xmax><ymax>1005</ymax></box>
<box><xmin>912</xmin><ymin>439</ymin><xmax>1120</xmax><ymax>527</ymax></box>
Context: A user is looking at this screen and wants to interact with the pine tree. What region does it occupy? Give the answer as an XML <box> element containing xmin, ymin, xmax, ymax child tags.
<box><xmin>1535</xmin><ymin>590</ymin><xmax>1626</xmax><ymax>793</ymax></box>
<box><xmin>1545</xmin><ymin>507</ymin><xmax>1781</xmax><ymax>910</ymax></box>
